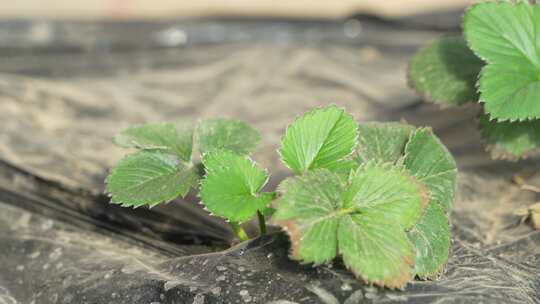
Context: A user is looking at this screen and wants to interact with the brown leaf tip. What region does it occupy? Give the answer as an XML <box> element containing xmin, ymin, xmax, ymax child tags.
<box><xmin>274</xmin><ymin>219</ymin><xmax>302</xmax><ymax>259</ymax></box>
<box><xmin>370</xmin><ymin>255</ymin><xmax>415</xmax><ymax>290</ymax></box>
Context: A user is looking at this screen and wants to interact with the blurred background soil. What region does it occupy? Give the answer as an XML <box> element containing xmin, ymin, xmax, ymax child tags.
<box><xmin>1</xmin><ymin>0</ymin><xmax>474</xmax><ymax>19</ymax></box>
<box><xmin>0</xmin><ymin>1</ymin><xmax>539</xmax><ymax>303</ymax></box>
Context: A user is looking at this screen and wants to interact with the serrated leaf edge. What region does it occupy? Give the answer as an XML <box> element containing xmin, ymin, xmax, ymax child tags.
<box><xmin>463</xmin><ymin>1</ymin><xmax>540</xmax><ymax>122</ymax></box>
<box><xmin>402</xmin><ymin>127</ymin><xmax>458</xmax><ymax>213</ymax></box>
<box><xmin>113</xmin><ymin>121</ymin><xmax>195</xmax><ymax>162</ymax></box>
<box><xmin>399</xmin><ymin>128</ymin><xmax>454</xmax><ymax>278</ymax></box>
<box><xmin>277</xmin><ymin>104</ymin><xmax>359</xmax><ymax>174</ymax></box>
<box><xmin>410</xmin><ymin>202</ymin><xmax>452</xmax><ymax>280</ymax></box>
<box><xmin>355</xmin><ymin>121</ymin><xmax>416</xmax><ymax>166</ymax></box>
<box><xmin>194</xmin><ymin>118</ymin><xmax>262</xmax><ymax>155</ymax></box>
<box><xmin>105</xmin><ymin>151</ymin><xmax>195</xmax><ymax>208</ymax></box>
<box><xmin>198</xmin><ymin>150</ymin><xmax>272</xmax><ymax>223</ymax></box>
<box><xmin>476</xmin><ymin>111</ymin><xmax>540</xmax><ymax>161</ymax></box>
<box><xmin>275</xmin><ymin>162</ymin><xmax>430</xmax><ymax>289</ymax></box>
<box><xmin>406</xmin><ymin>36</ymin><xmax>481</xmax><ymax>108</ymax></box>
<box><xmin>344</xmin><ymin>247</ymin><xmax>416</xmax><ymax>290</ymax></box>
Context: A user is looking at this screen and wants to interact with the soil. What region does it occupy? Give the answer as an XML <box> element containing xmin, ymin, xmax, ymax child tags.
<box><xmin>0</xmin><ymin>13</ymin><xmax>539</xmax><ymax>303</ymax></box>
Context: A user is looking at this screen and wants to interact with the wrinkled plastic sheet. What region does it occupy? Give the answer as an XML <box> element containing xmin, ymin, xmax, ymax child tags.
<box><xmin>0</xmin><ymin>14</ymin><xmax>539</xmax><ymax>303</ymax></box>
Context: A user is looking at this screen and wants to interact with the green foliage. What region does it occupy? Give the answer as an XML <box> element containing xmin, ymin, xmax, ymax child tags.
<box><xmin>343</xmin><ymin>163</ymin><xmax>428</xmax><ymax>229</ymax></box>
<box><xmin>114</xmin><ymin>122</ymin><xmax>194</xmax><ymax>162</ymax></box>
<box><xmin>408</xmin><ymin>1</ymin><xmax>540</xmax><ymax>160</ymax></box>
<box><xmin>274</xmin><ymin>163</ymin><xmax>428</xmax><ymax>288</ymax></box>
<box><xmin>338</xmin><ymin>215</ymin><xmax>415</xmax><ymax>288</ymax></box>
<box><xmin>106</xmin><ymin>106</ymin><xmax>458</xmax><ymax>289</ymax></box>
<box><xmin>200</xmin><ymin>150</ymin><xmax>274</xmax><ymax>223</ymax></box>
<box><xmin>355</xmin><ymin>122</ymin><xmax>414</xmax><ymax>164</ymax></box>
<box><xmin>196</xmin><ymin>118</ymin><xmax>261</xmax><ymax>155</ymax></box>
<box><xmin>279</xmin><ymin>105</ymin><xmax>358</xmax><ymax>175</ymax></box>
<box><xmin>274</xmin><ymin>169</ymin><xmax>343</xmax><ymax>264</ymax></box>
<box><xmin>408</xmin><ymin>36</ymin><xmax>483</xmax><ymax>106</ymax></box>
<box><xmin>352</xmin><ymin>123</ymin><xmax>456</xmax><ymax>278</ymax></box>
<box><xmin>479</xmin><ymin>114</ymin><xmax>540</xmax><ymax>160</ymax></box>
<box><xmin>408</xmin><ymin>202</ymin><xmax>451</xmax><ymax>278</ymax></box>
<box><xmin>464</xmin><ymin>1</ymin><xmax>540</xmax><ymax>121</ymax></box>
<box><xmin>275</xmin><ymin>116</ymin><xmax>456</xmax><ymax>288</ymax></box>
<box><xmin>106</xmin><ymin>118</ymin><xmax>261</xmax><ymax>207</ymax></box>
<box><xmin>404</xmin><ymin>128</ymin><xmax>457</xmax><ymax>212</ymax></box>
<box><xmin>106</xmin><ymin>151</ymin><xmax>198</xmax><ymax>207</ymax></box>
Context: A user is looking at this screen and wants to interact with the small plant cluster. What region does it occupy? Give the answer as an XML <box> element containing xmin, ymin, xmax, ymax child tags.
<box><xmin>106</xmin><ymin>105</ymin><xmax>457</xmax><ymax>289</ymax></box>
<box><xmin>408</xmin><ymin>0</ymin><xmax>540</xmax><ymax>160</ymax></box>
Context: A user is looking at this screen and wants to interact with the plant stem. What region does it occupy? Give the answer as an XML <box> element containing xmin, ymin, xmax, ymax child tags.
<box><xmin>257</xmin><ymin>210</ymin><xmax>267</xmax><ymax>235</ymax></box>
<box><xmin>229</xmin><ymin>222</ymin><xmax>249</xmax><ymax>242</ymax></box>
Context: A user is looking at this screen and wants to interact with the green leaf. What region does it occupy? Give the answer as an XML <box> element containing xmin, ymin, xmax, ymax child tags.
<box><xmin>344</xmin><ymin>162</ymin><xmax>429</xmax><ymax>230</ymax></box>
<box><xmin>407</xmin><ymin>202</ymin><xmax>451</xmax><ymax>279</ymax></box>
<box><xmin>275</xmin><ymin>169</ymin><xmax>343</xmax><ymax>264</ymax></box>
<box><xmin>464</xmin><ymin>1</ymin><xmax>540</xmax><ymax>121</ymax></box>
<box><xmin>260</xmin><ymin>206</ymin><xmax>276</xmax><ymax>219</ymax></box>
<box><xmin>354</xmin><ymin>123</ymin><xmax>455</xmax><ymax>278</ymax></box>
<box><xmin>274</xmin><ymin>162</ymin><xmax>428</xmax><ymax>288</ymax></box>
<box><xmin>408</xmin><ymin>36</ymin><xmax>483</xmax><ymax>106</ymax></box>
<box><xmin>279</xmin><ymin>105</ymin><xmax>358</xmax><ymax>175</ymax></box>
<box><xmin>355</xmin><ymin>122</ymin><xmax>415</xmax><ymax>165</ymax></box>
<box><xmin>404</xmin><ymin>128</ymin><xmax>457</xmax><ymax>212</ymax></box>
<box><xmin>200</xmin><ymin>150</ymin><xmax>273</xmax><ymax>223</ymax></box>
<box><xmin>327</xmin><ymin>159</ymin><xmax>359</xmax><ymax>182</ymax></box>
<box><xmin>106</xmin><ymin>151</ymin><xmax>198</xmax><ymax>207</ymax></box>
<box><xmin>339</xmin><ymin>215</ymin><xmax>415</xmax><ymax>289</ymax></box>
<box><xmin>114</xmin><ymin>122</ymin><xmax>193</xmax><ymax>162</ymax></box>
<box><xmin>479</xmin><ymin>114</ymin><xmax>540</xmax><ymax>160</ymax></box>
<box><xmin>196</xmin><ymin>118</ymin><xmax>261</xmax><ymax>155</ymax></box>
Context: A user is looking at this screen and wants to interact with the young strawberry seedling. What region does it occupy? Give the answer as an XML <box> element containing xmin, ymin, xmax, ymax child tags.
<box><xmin>408</xmin><ymin>0</ymin><xmax>540</xmax><ymax>160</ymax></box>
<box><xmin>106</xmin><ymin>105</ymin><xmax>457</xmax><ymax>289</ymax></box>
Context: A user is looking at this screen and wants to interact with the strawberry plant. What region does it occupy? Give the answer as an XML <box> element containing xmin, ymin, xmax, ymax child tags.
<box><xmin>408</xmin><ymin>0</ymin><xmax>540</xmax><ymax>160</ymax></box>
<box><xmin>106</xmin><ymin>105</ymin><xmax>457</xmax><ymax>289</ymax></box>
